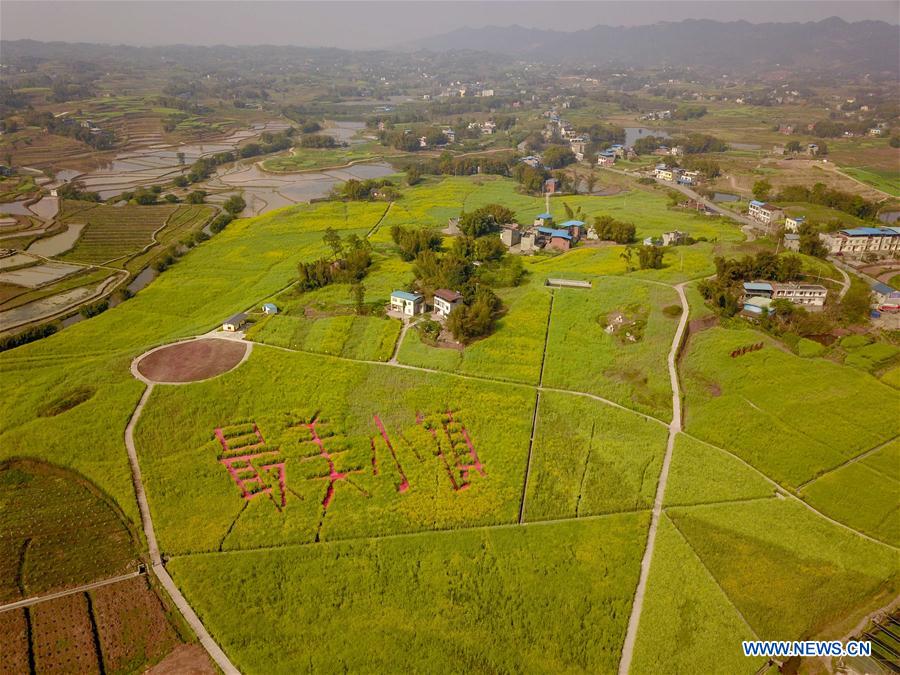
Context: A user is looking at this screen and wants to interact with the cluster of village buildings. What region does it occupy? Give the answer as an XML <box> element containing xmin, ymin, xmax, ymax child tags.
<box><xmin>653</xmin><ymin>164</ymin><xmax>700</xmax><ymax>186</ymax></box>
<box><xmin>746</xmin><ymin>201</ymin><xmax>900</xmax><ymax>259</ymax></box>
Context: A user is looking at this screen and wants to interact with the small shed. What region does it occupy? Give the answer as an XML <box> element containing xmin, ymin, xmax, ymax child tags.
<box><xmin>223</xmin><ymin>312</ymin><xmax>248</xmax><ymax>332</ymax></box>
<box><xmin>262</xmin><ymin>303</ymin><xmax>279</xmax><ymax>315</ymax></box>
<box><xmin>783</xmin><ymin>233</ymin><xmax>800</xmax><ymax>252</ymax></box>
<box><xmin>548</xmin><ymin>230</ymin><xmax>573</xmax><ymax>251</ymax></box>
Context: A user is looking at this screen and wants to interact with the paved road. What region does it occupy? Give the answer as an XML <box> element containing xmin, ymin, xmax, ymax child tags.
<box><xmin>604</xmin><ymin>167</ymin><xmax>761</xmax><ymax>239</ymax></box>
<box><xmin>0</xmin><ymin>570</ymin><xmax>143</xmax><ymax>613</ymax></box>
<box><xmin>618</xmin><ymin>282</ymin><xmax>689</xmax><ymax>675</ymax></box>
<box><xmin>124</xmin><ymin>383</ymin><xmax>240</xmax><ymax>674</ymax></box>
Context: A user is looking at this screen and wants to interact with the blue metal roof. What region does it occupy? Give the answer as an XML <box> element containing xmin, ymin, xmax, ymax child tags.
<box><xmin>537</xmin><ymin>226</ymin><xmax>555</xmax><ymax>235</ymax></box>
<box><xmin>743</xmin><ymin>282</ymin><xmax>773</xmax><ymax>291</ymax></box>
<box><xmin>872</xmin><ymin>282</ymin><xmax>900</xmax><ymax>296</ymax></box>
<box><xmin>749</xmin><ymin>200</ymin><xmax>765</xmax><ymax>207</ymax></box>
<box><xmin>558</xmin><ymin>220</ymin><xmax>585</xmax><ymax>228</ymax></box>
<box><xmin>537</xmin><ymin>212</ymin><xmax>553</xmax><ymax>219</ymax></box>
<box><xmin>391</xmin><ymin>290</ymin><xmax>423</xmax><ymax>302</ymax></box>
<box><xmin>787</xmin><ymin>215</ymin><xmax>805</xmax><ymax>221</ymax></box>
<box><xmin>841</xmin><ymin>227</ymin><xmax>900</xmax><ymax>236</ymax></box>
<box><xmin>550</xmin><ymin>230</ymin><xmax>572</xmax><ymax>240</ymax></box>
<box><xmin>262</xmin><ymin>303</ymin><xmax>278</xmax><ymax>310</ymax></box>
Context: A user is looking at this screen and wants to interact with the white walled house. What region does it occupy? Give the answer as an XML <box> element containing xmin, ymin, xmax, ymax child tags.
<box><xmin>390</xmin><ymin>290</ymin><xmax>425</xmax><ymax>316</ymax></box>
<box><xmin>433</xmin><ymin>289</ymin><xmax>463</xmax><ymax>318</ymax></box>
<box><xmin>784</xmin><ymin>215</ymin><xmax>805</xmax><ymax>232</ymax></box>
<box><xmin>748</xmin><ymin>200</ymin><xmax>784</xmax><ymax>225</ymax></box>
<box><xmin>819</xmin><ymin>227</ymin><xmax>900</xmax><ymax>257</ymax></box>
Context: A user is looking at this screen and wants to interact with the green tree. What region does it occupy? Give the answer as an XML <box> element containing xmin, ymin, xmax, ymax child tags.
<box><xmin>350</xmin><ymin>283</ymin><xmax>366</xmax><ymax>314</ymax></box>
<box><xmin>752</xmin><ymin>179</ymin><xmax>772</xmax><ymax>201</ymax></box>
<box><xmin>223</xmin><ymin>195</ymin><xmax>246</xmax><ymax>215</ymax></box>
<box><xmin>186</xmin><ymin>190</ymin><xmax>207</xmax><ymax>204</ymax></box>
<box><xmin>323</xmin><ymin>227</ymin><xmax>343</xmax><ymax>258</ymax></box>
<box><xmin>541</xmin><ymin>145</ymin><xmax>576</xmax><ymax>169</ymax></box>
<box><xmin>839</xmin><ymin>283</ymin><xmax>872</xmax><ymax>324</ymax></box>
<box><xmin>620</xmin><ymin>246</ymin><xmax>635</xmax><ymax>272</ymax></box>
<box><xmin>637</xmin><ymin>245</ymin><xmax>665</xmax><ymax>269</ymax></box>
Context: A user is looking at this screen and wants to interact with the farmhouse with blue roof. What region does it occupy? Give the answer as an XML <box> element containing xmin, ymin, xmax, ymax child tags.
<box><xmin>748</xmin><ymin>200</ymin><xmax>784</xmax><ymax>225</ymax></box>
<box><xmin>390</xmin><ymin>290</ymin><xmax>425</xmax><ymax>317</ymax></box>
<box><xmin>820</xmin><ymin>226</ymin><xmax>900</xmax><ymax>257</ymax></box>
<box><xmin>872</xmin><ymin>283</ymin><xmax>900</xmax><ymax>311</ymax></box>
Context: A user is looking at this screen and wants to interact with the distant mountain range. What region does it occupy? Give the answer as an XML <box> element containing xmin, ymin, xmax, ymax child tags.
<box><xmin>401</xmin><ymin>18</ymin><xmax>900</xmax><ymax>74</ymax></box>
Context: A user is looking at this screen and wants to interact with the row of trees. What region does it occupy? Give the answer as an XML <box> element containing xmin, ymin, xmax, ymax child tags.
<box><xmin>632</xmin><ymin>133</ymin><xmax>728</xmax><ymax>156</ymax></box>
<box><xmin>403</xmin><ymin>154</ymin><xmax>513</xmax><ymax>183</ymax></box>
<box><xmin>299</xmin><ymin>134</ymin><xmax>337</xmax><ymax>148</ymax></box>
<box><xmin>775</xmin><ymin>183</ymin><xmax>879</xmax><ymax>220</ymax></box>
<box><xmin>334</xmin><ymin>178</ymin><xmax>398</xmax><ymax>201</ymax></box>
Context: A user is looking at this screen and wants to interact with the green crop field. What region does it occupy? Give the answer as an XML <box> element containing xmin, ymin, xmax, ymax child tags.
<box><xmin>681</xmin><ymin>327</ymin><xmax>900</xmax><ymax>488</ymax></box>
<box><xmin>261</xmin><ymin>141</ymin><xmax>388</xmax><ymax>172</ymax></box>
<box><xmin>664</xmin><ymin>434</ymin><xmax>775</xmax><ymax>507</ymax></box>
<box><xmin>632</xmin><ymin>516</ymin><xmax>764</xmax><ymax>675</ymax></box>
<box><xmin>840</xmin><ymin>166</ymin><xmax>900</xmax><ymax>197</ymax></box>
<box><xmin>799</xmin><ymin>438</ymin><xmax>900</xmax><ymax>546</ymax></box>
<box><xmin>667</xmin><ymin>498</ymin><xmax>898</xmax><ymax>640</ymax></box>
<box><xmin>168</xmin><ymin>514</ymin><xmax>648</xmax><ymax>673</ymax></box>
<box><xmin>397</xmin><ymin>283</ymin><xmax>550</xmax><ymax>384</ymax></box>
<box><xmin>0</xmin><ymin>460</ymin><xmax>137</xmax><ymax>603</ymax></box>
<box><xmin>134</xmin><ymin>346</ymin><xmax>537</xmax><ymax>554</ymax></box>
<box><xmin>373</xmin><ymin>175</ymin><xmax>743</xmax><ymax>248</ymax></box>
<box><xmin>542</xmin><ymin>278</ymin><xmax>680</xmax><ymax>419</ymax></box>
<box><xmin>247</xmin><ymin>313</ymin><xmax>401</xmax><ymax>361</ymax></box>
<box><xmin>59</xmin><ymin>202</ymin><xmax>181</xmax><ymax>264</ymax></box>
<box><xmin>522</xmin><ymin>391</ymin><xmax>667</xmax><ymax>521</ymax></box>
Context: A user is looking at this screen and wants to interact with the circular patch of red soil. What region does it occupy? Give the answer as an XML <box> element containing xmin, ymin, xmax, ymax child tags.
<box><xmin>136</xmin><ymin>339</ymin><xmax>248</xmax><ymax>383</ymax></box>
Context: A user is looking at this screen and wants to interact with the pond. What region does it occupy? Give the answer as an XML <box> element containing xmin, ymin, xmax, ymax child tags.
<box><xmin>25</xmin><ymin>223</ymin><xmax>84</xmax><ymax>257</ymax></box>
<box><xmin>208</xmin><ymin>161</ymin><xmax>395</xmax><ymax>216</ymax></box>
<box><xmin>126</xmin><ymin>267</ymin><xmax>158</xmax><ymax>294</ymax></box>
<box><xmin>713</xmin><ymin>192</ymin><xmax>740</xmax><ymax>202</ymax></box>
<box><xmin>624</xmin><ymin>127</ymin><xmax>671</xmax><ymax>147</ymax></box>
<box><xmin>878</xmin><ymin>211</ymin><xmax>900</xmax><ymax>224</ymax></box>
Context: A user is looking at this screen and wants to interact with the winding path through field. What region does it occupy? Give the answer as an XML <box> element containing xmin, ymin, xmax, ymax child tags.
<box><xmin>124</xmin><ymin>383</ymin><xmax>239</xmax><ymax>674</ymax></box>
<box><xmin>617</xmin><ymin>282</ymin><xmax>689</xmax><ymax>675</ymax></box>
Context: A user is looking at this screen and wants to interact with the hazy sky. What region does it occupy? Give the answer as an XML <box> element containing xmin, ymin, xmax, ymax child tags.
<box><xmin>2</xmin><ymin>1</ymin><xmax>898</xmax><ymax>49</ymax></box>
